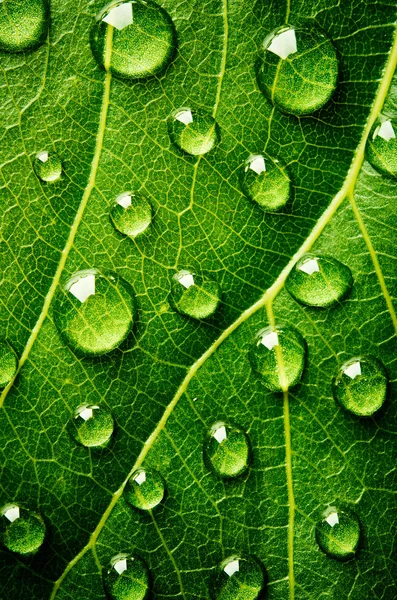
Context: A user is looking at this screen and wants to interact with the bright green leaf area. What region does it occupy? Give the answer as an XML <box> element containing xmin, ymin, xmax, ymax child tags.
<box><xmin>1</xmin><ymin>0</ymin><xmax>397</xmax><ymax>599</ymax></box>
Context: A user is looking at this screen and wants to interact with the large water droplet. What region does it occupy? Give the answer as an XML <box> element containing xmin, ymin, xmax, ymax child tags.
<box><xmin>211</xmin><ymin>555</ymin><xmax>266</xmax><ymax>600</ymax></box>
<box><xmin>0</xmin><ymin>0</ymin><xmax>49</xmax><ymax>53</ymax></box>
<box><xmin>54</xmin><ymin>269</ymin><xmax>136</xmax><ymax>356</ymax></box>
<box><xmin>204</xmin><ymin>421</ymin><xmax>251</xmax><ymax>479</ymax></box>
<box><xmin>69</xmin><ymin>404</ymin><xmax>114</xmax><ymax>448</ymax></box>
<box><xmin>366</xmin><ymin>116</ymin><xmax>397</xmax><ymax>178</ymax></box>
<box><xmin>315</xmin><ymin>506</ymin><xmax>361</xmax><ymax>561</ymax></box>
<box><xmin>104</xmin><ymin>553</ymin><xmax>149</xmax><ymax>600</ymax></box>
<box><xmin>0</xmin><ymin>504</ymin><xmax>46</xmax><ymax>556</ymax></box>
<box><xmin>333</xmin><ymin>356</ymin><xmax>387</xmax><ymax>417</ymax></box>
<box><xmin>33</xmin><ymin>151</ymin><xmax>63</xmax><ymax>183</ymax></box>
<box><xmin>125</xmin><ymin>468</ymin><xmax>165</xmax><ymax>510</ymax></box>
<box><xmin>286</xmin><ymin>253</ymin><xmax>353</xmax><ymax>308</ymax></box>
<box><xmin>90</xmin><ymin>0</ymin><xmax>177</xmax><ymax>81</ymax></box>
<box><xmin>256</xmin><ymin>25</ymin><xmax>339</xmax><ymax>115</ymax></box>
<box><xmin>168</xmin><ymin>107</ymin><xmax>220</xmax><ymax>156</ymax></box>
<box><xmin>240</xmin><ymin>154</ymin><xmax>291</xmax><ymax>212</ymax></box>
<box><xmin>110</xmin><ymin>191</ymin><xmax>152</xmax><ymax>238</ymax></box>
<box><xmin>249</xmin><ymin>325</ymin><xmax>306</xmax><ymax>392</ymax></box>
<box><xmin>170</xmin><ymin>270</ymin><xmax>220</xmax><ymax>319</ymax></box>
<box><xmin>0</xmin><ymin>341</ymin><xmax>18</xmax><ymax>388</ymax></box>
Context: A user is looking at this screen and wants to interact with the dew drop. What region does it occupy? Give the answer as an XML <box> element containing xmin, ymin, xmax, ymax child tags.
<box><xmin>366</xmin><ymin>116</ymin><xmax>397</xmax><ymax>178</ymax></box>
<box><xmin>240</xmin><ymin>154</ymin><xmax>291</xmax><ymax>211</ymax></box>
<box><xmin>204</xmin><ymin>421</ymin><xmax>250</xmax><ymax>479</ymax></box>
<box><xmin>211</xmin><ymin>555</ymin><xmax>266</xmax><ymax>600</ymax></box>
<box><xmin>110</xmin><ymin>191</ymin><xmax>152</xmax><ymax>238</ymax></box>
<box><xmin>249</xmin><ymin>325</ymin><xmax>306</xmax><ymax>392</ymax></box>
<box><xmin>125</xmin><ymin>468</ymin><xmax>165</xmax><ymax>511</ymax></box>
<box><xmin>69</xmin><ymin>404</ymin><xmax>114</xmax><ymax>448</ymax></box>
<box><xmin>0</xmin><ymin>504</ymin><xmax>46</xmax><ymax>556</ymax></box>
<box><xmin>286</xmin><ymin>253</ymin><xmax>353</xmax><ymax>308</ymax></box>
<box><xmin>53</xmin><ymin>269</ymin><xmax>136</xmax><ymax>356</ymax></box>
<box><xmin>104</xmin><ymin>553</ymin><xmax>149</xmax><ymax>600</ymax></box>
<box><xmin>170</xmin><ymin>270</ymin><xmax>220</xmax><ymax>319</ymax></box>
<box><xmin>168</xmin><ymin>107</ymin><xmax>220</xmax><ymax>156</ymax></box>
<box><xmin>90</xmin><ymin>0</ymin><xmax>177</xmax><ymax>81</ymax></box>
<box><xmin>0</xmin><ymin>341</ymin><xmax>18</xmax><ymax>388</ymax></box>
<box><xmin>0</xmin><ymin>0</ymin><xmax>49</xmax><ymax>53</ymax></box>
<box><xmin>33</xmin><ymin>151</ymin><xmax>63</xmax><ymax>183</ymax></box>
<box><xmin>256</xmin><ymin>25</ymin><xmax>339</xmax><ymax>115</ymax></box>
<box><xmin>315</xmin><ymin>506</ymin><xmax>361</xmax><ymax>561</ymax></box>
<box><xmin>333</xmin><ymin>356</ymin><xmax>387</xmax><ymax>417</ymax></box>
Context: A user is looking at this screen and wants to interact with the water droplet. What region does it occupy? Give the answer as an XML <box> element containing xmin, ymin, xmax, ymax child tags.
<box><xmin>104</xmin><ymin>553</ymin><xmax>149</xmax><ymax>600</ymax></box>
<box><xmin>54</xmin><ymin>269</ymin><xmax>136</xmax><ymax>356</ymax></box>
<box><xmin>315</xmin><ymin>506</ymin><xmax>361</xmax><ymax>561</ymax></box>
<box><xmin>286</xmin><ymin>253</ymin><xmax>353</xmax><ymax>308</ymax></box>
<box><xmin>256</xmin><ymin>25</ymin><xmax>339</xmax><ymax>115</ymax></box>
<box><xmin>240</xmin><ymin>154</ymin><xmax>291</xmax><ymax>211</ymax></box>
<box><xmin>110</xmin><ymin>191</ymin><xmax>152</xmax><ymax>238</ymax></box>
<box><xmin>249</xmin><ymin>325</ymin><xmax>306</xmax><ymax>392</ymax></box>
<box><xmin>69</xmin><ymin>404</ymin><xmax>114</xmax><ymax>448</ymax></box>
<box><xmin>204</xmin><ymin>421</ymin><xmax>251</xmax><ymax>479</ymax></box>
<box><xmin>168</xmin><ymin>107</ymin><xmax>220</xmax><ymax>156</ymax></box>
<box><xmin>125</xmin><ymin>468</ymin><xmax>165</xmax><ymax>510</ymax></box>
<box><xmin>366</xmin><ymin>116</ymin><xmax>397</xmax><ymax>178</ymax></box>
<box><xmin>211</xmin><ymin>555</ymin><xmax>266</xmax><ymax>600</ymax></box>
<box><xmin>90</xmin><ymin>0</ymin><xmax>177</xmax><ymax>81</ymax></box>
<box><xmin>333</xmin><ymin>356</ymin><xmax>387</xmax><ymax>417</ymax></box>
<box><xmin>0</xmin><ymin>341</ymin><xmax>18</xmax><ymax>388</ymax></box>
<box><xmin>0</xmin><ymin>504</ymin><xmax>46</xmax><ymax>556</ymax></box>
<box><xmin>170</xmin><ymin>270</ymin><xmax>220</xmax><ymax>319</ymax></box>
<box><xmin>0</xmin><ymin>0</ymin><xmax>49</xmax><ymax>53</ymax></box>
<box><xmin>33</xmin><ymin>151</ymin><xmax>63</xmax><ymax>182</ymax></box>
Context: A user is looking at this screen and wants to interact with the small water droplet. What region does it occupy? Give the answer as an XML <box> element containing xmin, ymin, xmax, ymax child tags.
<box><xmin>316</xmin><ymin>506</ymin><xmax>361</xmax><ymax>561</ymax></box>
<box><xmin>249</xmin><ymin>325</ymin><xmax>306</xmax><ymax>392</ymax></box>
<box><xmin>0</xmin><ymin>504</ymin><xmax>46</xmax><ymax>556</ymax></box>
<box><xmin>170</xmin><ymin>270</ymin><xmax>220</xmax><ymax>319</ymax></box>
<box><xmin>69</xmin><ymin>404</ymin><xmax>114</xmax><ymax>448</ymax></box>
<box><xmin>90</xmin><ymin>0</ymin><xmax>177</xmax><ymax>81</ymax></box>
<box><xmin>125</xmin><ymin>468</ymin><xmax>165</xmax><ymax>510</ymax></box>
<box><xmin>211</xmin><ymin>555</ymin><xmax>266</xmax><ymax>600</ymax></box>
<box><xmin>110</xmin><ymin>191</ymin><xmax>152</xmax><ymax>238</ymax></box>
<box><xmin>33</xmin><ymin>151</ymin><xmax>63</xmax><ymax>182</ymax></box>
<box><xmin>0</xmin><ymin>341</ymin><xmax>18</xmax><ymax>388</ymax></box>
<box><xmin>168</xmin><ymin>107</ymin><xmax>220</xmax><ymax>156</ymax></box>
<box><xmin>104</xmin><ymin>553</ymin><xmax>149</xmax><ymax>600</ymax></box>
<box><xmin>54</xmin><ymin>269</ymin><xmax>136</xmax><ymax>356</ymax></box>
<box><xmin>333</xmin><ymin>356</ymin><xmax>387</xmax><ymax>416</ymax></box>
<box><xmin>256</xmin><ymin>25</ymin><xmax>339</xmax><ymax>115</ymax></box>
<box><xmin>286</xmin><ymin>253</ymin><xmax>353</xmax><ymax>308</ymax></box>
<box><xmin>240</xmin><ymin>154</ymin><xmax>291</xmax><ymax>211</ymax></box>
<box><xmin>366</xmin><ymin>116</ymin><xmax>397</xmax><ymax>178</ymax></box>
<box><xmin>0</xmin><ymin>0</ymin><xmax>49</xmax><ymax>53</ymax></box>
<box><xmin>204</xmin><ymin>421</ymin><xmax>251</xmax><ymax>479</ymax></box>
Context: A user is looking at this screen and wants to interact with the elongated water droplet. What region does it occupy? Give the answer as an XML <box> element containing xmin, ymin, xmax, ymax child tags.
<box><xmin>240</xmin><ymin>154</ymin><xmax>291</xmax><ymax>211</ymax></box>
<box><xmin>125</xmin><ymin>468</ymin><xmax>165</xmax><ymax>510</ymax></box>
<box><xmin>90</xmin><ymin>0</ymin><xmax>177</xmax><ymax>81</ymax></box>
<box><xmin>333</xmin><ymin>356</ymin><xmax>387</xmax><ymax>416</ymax></box>
<box><xmin>249</xmin><ymin>325</ymin><xmax>306</xmax><ymax>392</ymax></box>
<box><xmin>110</xmin><ymin>191</ymin><xmax>152</xmax><ymax>237</ymax></box>
<box><xmin>366</xmin><ymin>116</ymin><xmax>397</xmax><ymax>178</ymax></box>
<box><xmin>0</xmin><ymin>341</ymin><xmax>18</xmax><ymax>388</ymax></box>
<box><xmin>54</xmin><ymin>269</ymin><xmax>136</xmax><ymax>356</ymax></box>
<box><xmin>211</xmin><ymin>555</ymin><xmax>266</xmax><ymax>600</ymax></box>
<box><xmin>104</xmin><ymin>553</ymin><xmax>149</xmax><ymax>600</ymax></box>
<box><xmin>204</xmin><ymin>421</ymin><xmax>251</xmax><ymax>479</ymax></box>
<box><xmin>286</xmin><ymin>253</ymin><xmax>353</xmax><ymax>308</ymax></box>
<box><xmin>168</xmin><ymin>107</ymin><xmax>220</xmax><ymax>156</ymax></box>
<box><xmin>0</xmin><ymin>0</ymin><xmax>49</xmax><ymax>53</ymax></box>
<box><xmin>0</xmin><ymin>504</ymin><xmax>46</xmax><ymax>556</ymax></box>
<box><xmin>170</xmin><ymin>270</ymin><xmax>220</xmax><ymax>319</ymax></box>
<box><xmin>316</xmin><ymin>506</ymin><xmax>361</xmax><ymax>561</ymax></box>
<box><xmin>69</xmin><ymin>404</ymin><xmax>114</xmax><ymax>448</ymax></box>
<box><xmin>256</xmin><ymin>25</ymin><xmax>338</xmax><ymax>115</ymax></box>
<box><xmin>33</xmin><ymin>151</ymin><xmax>63</xmax><ymax>182</ymax></box>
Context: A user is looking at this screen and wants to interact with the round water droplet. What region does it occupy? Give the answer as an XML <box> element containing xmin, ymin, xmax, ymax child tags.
<box><xmin>286</xmin><ymin>253</ymin><xmax>353</xmax><ymax>308</ymax></box>
<box><xmin>168</xmin><ymin>107</ymin><xmax>220</xmax><ymax>156</ymax></box>
<box><xmin>125</xmin><ymin>468</ymin><xmax>165</xmax><ymax>510</ymax></box>
<box><xmin>0</xmin><ymin>504</ymin><xmax>45</xmax><ymax>556</ymax></box>
<box><xmin>0</xmin><ymin>0</ymin><xmax>49</xmax><ymax>53</ymax></box>
<box><xmin>204</xmin><ymin>421</ymin><xmax>250</xmax><ymax>479</ymax></box>
<box><xmin>90</xmin><ymin>0</ymin><xmax>177</xmax><ymax>81</ymax></box>
<box><xmin>249</xmin><ymin>325</ymin><xmax>306</xmax><ymax>392</ymax></box>
<box><xmin>315</xmin><ymin>506</ymin><xmax>361</xmax><ymax>561</ymax></box>
<box><xmin>170</xmin><ymin>270</ymin><xmax>220</xmax><ymax>319</ymax></box>
<box><xmin>333</xmin><ymin>356</ymin><xmax>387</xmax><ymax>417</ymax></box>
<box><xmin>366</xmin><ymin>116</ymin><xmax>397</xmax><ymax>178</ymax></box>
<box><xmin>240</xmin><ymin>154</ymin><xmax>291</xmax><ymax>211</ymax></box>
<box><xmin>0</xmin><ymin>341</ymin><xmax>18</xmax><ymax>388</ymax></box>
<box><xmin>256</xmin><ymin>25</ymin><xmax>339</xmax><ymax>115</ymax></box>
<box><xmin>110</xmin><ymin>191</ymin><xmax>152</xmax><ymax>238</ymax></box>
<box><xmin>33</xmin><ymin>151</ymin><xmax>63</xmax><ymax>183</ymax></box>
<box><xmin>211</xmin><ymin>555</ymin><xmax>266</xmax><ymax>600</ymax></box>
<box><xmin>54</xmin><ymin>269</ymin><xmax>136</xmax><ymax>357</ymax></box>
<box><xmin>69</xmin><ymin>404</ymin><xmax>114</xmax><ymax>448</ymax></box>
<box><xmin>104</xmin><ymin>553</ymin><xmax>149</xmax><ymax>600</ymax></box>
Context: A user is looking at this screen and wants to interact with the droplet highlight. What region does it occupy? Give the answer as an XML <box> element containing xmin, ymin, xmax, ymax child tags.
<box><xmin>240</xmin><ymin>154</ymin><xmax>291</xmax><ymax>211</ymax></box>
<box><xmin>366</xmin><ymin>116</ymin><xmax>397</xmax><ymax>178</ymax></box>
<box><xmin>316</xmin><ymin>506</ymin><xmax>361</xmax><ymax>561</ymax></box>
<box><xmin>0</xmin><ymin>0</ymin><xmax>49</xmax><ymax>53</ymax></box>
<box><xmin>110</xmin><ymin>191</ymin><xmax>152</xmax><ymax>238</ymax></box>
<box><xmin>168</xmin><ymin>107</ymin><xmax>220</xmax><ymax>156</ymax></box>
<box><xmin>104</xmin><ymin>553</ymin><xmax>149</xmax><ymax>600</ymax></box>
<box><xmin>69</xmin><ymin>404</ymin><xmax>114</xmax><ymax>448</ymax></box>
<box><xmin>333</xmin><ymin>356</ymin><xmax>387</xmax><ymax>417</ymax></box>
<box><xmin>33</xmin><ymin>151</ymin><xmax>63</xmax><ymax>182</ymax></box>
<box><xmin>211</xmin><ymin>555</ymin><xmax>266</xmax><ymax>600</ymax></box>
<box><xmin>0</xmin><ymin>341</ymin><xmax>18</xmax><ymax>388</ymax></box>
<box><xmin>125</xmin><ymin>468</ymin><xmax>165</xmax><ymax>510</ymax></box>
<box><xmin>170</xmin><ymin>270</ymin><xmax>220</xmax><ymax>319</ymax></box>
<box><xmin>0</xmin><ymin>504</ymin><xmax>46</xmax><ymax>556</ymax></box>
<box><xmin>204</xmin><ymin>421</ymin><xmax>250</xmax><ymax>479</ymax></box>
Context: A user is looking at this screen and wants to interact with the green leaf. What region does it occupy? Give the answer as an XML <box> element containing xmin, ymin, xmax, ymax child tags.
<box><xmin>1</xmin><ymin>1</ymin><xmax>397</xmax><ymax>598</ymax></box>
